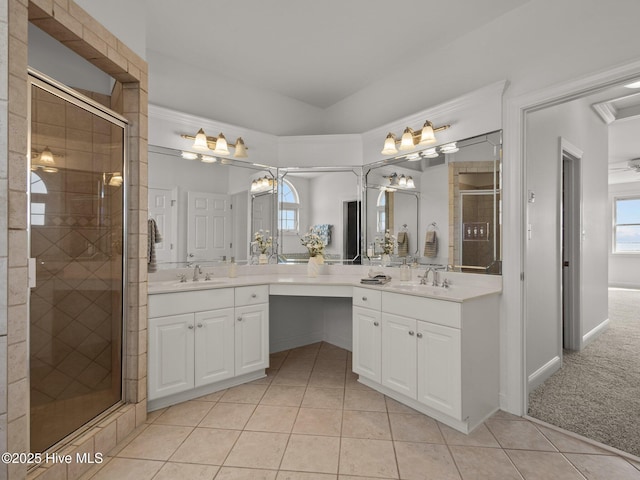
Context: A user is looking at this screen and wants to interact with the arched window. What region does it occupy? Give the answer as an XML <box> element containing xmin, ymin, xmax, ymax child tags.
<box><xmin>30</xmin><ymin>171</ymin><xmax>47</xmax><ymax>226</ymax></box>
<box><xmin>376</xmin><ymin>190</ymin><xmax>386</xmax><ymax>233</ymax></box>
<box><xmin>278</xmin><ymin>178</ymin><xmax>299</xmax><ymax>233</ymax></box>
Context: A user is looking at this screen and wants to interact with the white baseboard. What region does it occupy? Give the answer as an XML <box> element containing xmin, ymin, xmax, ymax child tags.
<box><xmin>270</xmin><ymin>331</ymin><xmax>324</xmax><ymax>353</ymax></box>
<box><xmin>527</xmin><ymin>355</ymin><xmax>561</xmax><ymax>392</ymax></box>
<box><xmin>582</xmin><ymin>318</ymin><xmax>610</xmax><ymax>348</ymax></box>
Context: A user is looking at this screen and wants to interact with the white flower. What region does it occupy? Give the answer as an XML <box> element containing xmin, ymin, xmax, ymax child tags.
<box><xmin>300</xmin><ymin>230</ymin><xmax>326</xmax><ymax>257</ymax></box>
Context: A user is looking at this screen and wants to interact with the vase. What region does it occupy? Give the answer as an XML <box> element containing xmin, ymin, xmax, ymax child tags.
<box><xmin>258</xmin><ymin>253</ymin><xmax>268</xmax><ymax>265</ymax></box>
<box><xmin>381</xmin><ymin>253</ymin><xmax>391</xmax><ymax>266</ymax></box>
<box><xmin>307</xmin><ymin>255</ymin><xmax>324</xmax><ymax>277</ymax></box>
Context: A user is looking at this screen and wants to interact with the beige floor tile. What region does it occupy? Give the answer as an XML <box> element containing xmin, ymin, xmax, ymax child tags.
<box><xmin>384</xmin><ymin>396</ymin><xmax>420</xmax><ymax>414</ymax></box>
<box><xmin>117</xmin><ymin>424</ymin><xmax>193</xmax><ymax>460</ymax></box>
<box><xmin>301</xmin><ymin>387</ymin><xmax>344</xmax><ymax>410</ymax></box>
<box><xmin>199</xmin><ymin>402</ymin><xmax>256</xmax><ymax>430</ymax></box>
<box><xmin>107</xmin><ymin>424</ymin><xmax>149</xmax><ymax>456</ymax></box>
<box><xmin>280</xmin><ymin>434</ymin><xmax>341</xmax><ymax>474</ymax></box>
<box><xmin>196</xmin><ymin>389</ymin><xmax>227</xmax><ymax>402</ymax></box>
<box><xmin>170</xmin><ymin>427</ymin><xmax>240</xmax><ymax>465</ymax></box>
<box><xmin>224</xmin><ymin>431</ymin><xmax>290</xmax><ymax>470</ymax></box>
<box><xmin>144</xmin><ymin>408</ymin><xmax>166</xmax><ymax>423</ymax></box>
<box><xmin>153</xmin><ymin>400</ymin><xmax>214</xmax><ymax>426</ymax></box>
<box><xmin>153</xmin><ymin>462</ymin><xmax>219</xmax><ymax>480</ymax></box>
<box><xmin>272</xmin><ymin>369</ymin><xmax>312</xmax><ymax>386</ymax></box>
<box><xmin>308</xmin><ymin>371</ymin><xmax>346</xmax><ymax>388</ymax></box>
<box><xmin>486</xmin><ymin>419</ymin><xmax>557</xmax><ymax>451</ymax></box>
<box><xmin>277</xmin><ymin>472</ymin><xmax>336</xmax><ymax>480</ymax></box>
<box><xmin>250</xmin><ymin>371</ymin><xmax>275</xmax><ymax>385</ymax></box>
<box><xmin>449</xmin><ymin>446</ymin><xmax>522</xmax><ymax>480</ymax></box>
<box><xmin>565</xmin><ymin>453</ymin><xmax>640</xmax><ymax>480</ymax></box>
<box><xmin>489</xmin><ymin>410</ymin><xmax>526</xmax><ymax>421</ymax></box>
<box><xmin>345</xmin><ymin>371</ymin><xmax>368</xmax><ymax>389</ymax></box>
<box><xmin>339</xmin><ymin>477</ymin><xmax>395</xmax><ymax>480</ymax></box>
<box><xmin>342</xmin><ymin>410</ymin><xmax>391</xmax><ymax>440</ymax></box>
<box><xmin>535</xmin><ymin>425</ymin><xmax>611</xmax><ymax>454</ymax></box>
<box><xmin>506</xmin><ymin>450</ymin><xmax>585</xmax><ymax>480</ymax></box>
<box><xmin>343</xmin><ymin>388</ymin><xmax>387</xmax><ymax>412</ymax></box>
<box><xmin>339</xmin><ymin>438</ymin><xmax>399</xmax><ymax>479</ymax></box>
<box><xmin>439</xmin><ymin>422</ymin><xmax>500</xmax><ymax>448</ymax></box>
<box><xmin>261</xmin><ymin>385</ymin><xmax>306</xmax><ymax>406</ymax></box>
<box><xmin>395</xmin><ymin>442</ymin><xmax>461</xmax><ymax>480</ymax></box>
<box><xmin>90</xmin><ymin>457</ymin><xmax>164</xmax><ymax>480</ymax></box>
<box><xmin>245</xmin><ymin>405</ymin><xmax>299</xmax><ymax>433</ymax></box>
<box><xmin>389</xmin><ymin>413</ymin><xmax>444</xmax><ymax>443</ymax></box>
<box><xmin>220</xmin><ymin>384</ymin><xmax>268</xmax><ymax>404</ymax></box>
<box><xmin>215</xmin><ymin>466</ymin><xmax>278</xmax><ymax>479</ymax></box>
<box><xmin>270</xmin><ymin>353</ymin><xmax>287</xmax><ymax>370</ymax></box>
<box><xmin>293</xmin><ymin>408</ymin><xmax>342</xmax><ymax>436</ymax></box>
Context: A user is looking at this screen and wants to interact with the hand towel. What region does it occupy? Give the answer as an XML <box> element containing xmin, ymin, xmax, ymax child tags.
<box><xmin>148</xmin><ymin>218</ymin><xmax>163</xmax><ymax>273</ymax></box>
<box><xmin>423</xmin><ymin>230</ymin><xmax>437</xmax><ymax>258</ymax></box>
<box><xmin>397</xmin><ymin>231</ymin><xmax>409</xmax><ymax>257</ymax></box>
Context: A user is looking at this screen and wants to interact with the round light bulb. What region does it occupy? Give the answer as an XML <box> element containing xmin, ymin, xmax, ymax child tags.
<box><xmin>192</xmin><ymin>128</ymin><xmax>209</xmax><ymax>151</ymax></box>
<box><xmin>399</xmin><ymin>128</ymin><xmax>415</xmax><ymax>151</ymax></box>
<box><xmin>213</xmin><ymin>133</ymin><xmax>230</xmax><ymax>155</ymax></box>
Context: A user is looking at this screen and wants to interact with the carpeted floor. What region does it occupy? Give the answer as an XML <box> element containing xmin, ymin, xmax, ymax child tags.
<box><xmin>528</xmin><ymin>288</ymin><xmax>640</xmax><ymax>457</ymax></box>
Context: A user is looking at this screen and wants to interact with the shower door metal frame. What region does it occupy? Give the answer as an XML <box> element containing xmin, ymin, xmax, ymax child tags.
<box><xmin>27</xmin><ymin>67</ymin><xmax>129</xmax><ymax>450</ymax></box>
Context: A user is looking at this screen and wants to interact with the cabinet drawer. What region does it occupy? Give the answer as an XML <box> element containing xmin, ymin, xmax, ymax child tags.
<box><xmin>149</xmin><ymin>288</ymin><xmax>234</xmax><ymax>317</ymax></box>
<box><xmin>353</xmin><ymin>287</ymin><xmax>381</xmax><ymax>310</ymax></box>
<box><xmin>235</xmin><ymin>285</ymin><xmax>269</xmax><ymax>306</ymax></box>
<box><xmin>381</xmin><ymin>292</ymin><xmax>460</xmax><ymax>328</ymax></box>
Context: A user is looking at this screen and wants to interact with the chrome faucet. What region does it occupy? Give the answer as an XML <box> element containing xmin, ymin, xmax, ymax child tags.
<box><xmin>193</xmin><ymin>264</ymin><xmax>202</xmax><ymax>282</ymax></box>
<box><xmin>419</xmin><ymin>267</ymin><xmax>434</xmax><ymax>285</ymax></box>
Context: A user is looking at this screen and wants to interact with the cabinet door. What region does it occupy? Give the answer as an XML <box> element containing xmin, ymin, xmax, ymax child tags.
<box><xmin>381</xmin><ymin>313</ymin><xmax>417</xmax><ymax>398</ymax></box>
<box><xmin>235</xmin><ymin>303</ymin><xmax>269</xmax><ymax>375</ymax></box>
<box><xmin>148</xmin><ymin>313</ymin><xmax>195</xmax><ymax>400</ymax></box>
<box><xmin>417</xmin><ymin>321</ymin><xmax>461</xmax><ymax>419</ymax></box>
<box><xmin>352</xmin><ymin>306</ymin><xmax>381</xmax><ymax>383</ymax></box>
<box><xmin>194</xmin><ymin>308</ymin><xmax>235</xmax><ymax>387</ymax></box>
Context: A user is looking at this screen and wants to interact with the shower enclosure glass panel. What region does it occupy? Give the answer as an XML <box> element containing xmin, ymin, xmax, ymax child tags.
<box><xmin>29</xmin><ymin>76</ymin><xmax>126</xmax><ymax>453</ymax></box>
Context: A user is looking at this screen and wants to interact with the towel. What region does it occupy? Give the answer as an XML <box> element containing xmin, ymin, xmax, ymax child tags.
<box><xmin>148</xmin><ymin>218</ymin><xmax>163</xmax><ymax>273</ymax></box>
<box><xmin>423</xmin><ymin>230</ymin><xmax>437</xmax><ymax>258</ymax></box>
<box><xmin>397</xmin><ymin>231</ymin><xmax>409</xmax><ymax>257</ymax></box>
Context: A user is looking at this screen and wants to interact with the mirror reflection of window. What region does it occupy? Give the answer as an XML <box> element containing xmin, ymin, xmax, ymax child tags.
<box><xmin>278</xmin><ymin>178</ymin><xmax>299</xmax><ymax>233</ymax></box>
<box><xmin>376</xmin><ymin>190</ymin><xmax>386</xmax><ymax>233</ymax></box>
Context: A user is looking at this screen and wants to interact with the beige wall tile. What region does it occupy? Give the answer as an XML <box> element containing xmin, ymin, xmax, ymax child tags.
<box><xmin>8</xmin><ymin>229</ymin><xmax>26</xmax><ymax>267</ymax></box>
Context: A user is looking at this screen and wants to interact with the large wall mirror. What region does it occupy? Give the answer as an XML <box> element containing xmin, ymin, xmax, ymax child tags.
<box><xmin>364</xmin><ymin>130</ymin><xmax>502</xmax><ymax>274</ymax></box>
<box><xmin>277</xmin><ymin>166</ymin><xmax>362</xmax><ymax>264</ymax></box>
<box><xmin>148</xmin><ymin>145</ymin><xmax>277</xmax><ymax>268</ymax></box>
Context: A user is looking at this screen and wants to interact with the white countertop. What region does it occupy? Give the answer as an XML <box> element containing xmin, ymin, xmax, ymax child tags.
<box><xmin>148</xmin><ymin>266</ymin><xmax>502</xmax><ymax>303</ymax></box>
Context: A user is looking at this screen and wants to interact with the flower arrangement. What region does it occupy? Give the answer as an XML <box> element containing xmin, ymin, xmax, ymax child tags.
<box><xmin>252</xmin><ymin>230</ymin><xmax>272</xmax><ymax>254</ymax></box>
<box><xmin>377</xmin><ymin>229</ymin><xmax>396</xmax><ymax>255</ymax></box>
<box><xmin>300</xmin><ymin>230</ymin><xmax>326</xmax><ymax>257</ymax></box>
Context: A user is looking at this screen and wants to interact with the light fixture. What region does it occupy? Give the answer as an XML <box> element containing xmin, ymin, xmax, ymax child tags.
<box><xmin>181</xmin><ymin>151</ymin><xmax>198</xmax><ymax>160</ymax></box>
<box><xmin>40</xmin><ymin>147</ymin><xmax>55</xmax><ymax>164</ymax></box>
<box><xmin>31</xmin><ymin>146</ymin><xmax>62</xmax><ymax>173</ymax></box>
<box><xmin>181</xmin><ymin>129</ymin><xmax>249</xmax><ymax>158</ymax></box>
<box><xmin>406</xmin><ymin>153</ymin><xmax>421</xmax><ymax>161</ymax></box>
<box><xmin>422</xmin><ymin>148</ymin><xmax>439</xmax><ymax>158</ymax></box>
<box><xmin>440</xmin><ymin>142</ymin><xmax>459</xmax><ymax>154</ymax></box>
<box><xmin>381</xmin><ymin>120</ymin><xmax>450</xmax><ymax>155</ymax></box>
<box><xmin>383</xmin><ymin>172</ymin><xmax>415</xmax><ymax>190</ymax></box>
<box><xmin>624</xmin><ymin>80</ymin><xmax>640</xmax><ymax>89</ymax></box>
<box><xmin>200</xmin><ymin>155</ymin><xmax>216</xmax><ymax>163</ymax></box>
<box><xmin>108</xmin><ymin>172</ymin><xmax>123</xmax><ymax>187</ymax></box>
<box><xmin>250</xmin><ymin>175</ymin><xmax>276</xmax><ymax>193</ymax></box>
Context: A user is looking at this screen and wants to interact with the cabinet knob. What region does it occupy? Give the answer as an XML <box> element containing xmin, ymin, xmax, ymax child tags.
<box><xmin>251</xmin><ymin>293</ymin><xmax>257</xmax><ymax>298</ymax></box>
<box><xmin>237</xmin><ymin>317</ymin><xmax>242</xmax><ymax>322</ymax></box>
<box><xmin>416</xmin><ymin>332</ymin><xmax>423</xmax><ymax>338</ymax></box>
<box><xmin>188</xmin><ymin>324</ymin><xmax>194</xmax><ymax>330</ymax></box>
<box><xmin>197</xmin><ymin>323</ymin><xmax>203</xmax><ymax>328</ymax></box>
<box><xmin>373</xmin><ymin>321</ymin><xmax>379</xmax><ymax>327</ymax></box>
<box><xmin>362</xmin><ymin>296</ymin><xmax>367</xmax><ymax>301</ymax></box>
<box><xmin>408</xmin><ymin>330</ymin><xmax>415</xmax><ymax>336</ymax></box>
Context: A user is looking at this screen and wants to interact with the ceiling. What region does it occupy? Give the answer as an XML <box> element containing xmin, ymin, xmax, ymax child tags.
<box><xmin>146</xmin><ymin>0</ymin><xmax>529</xmax><ymax>109</ymax></box>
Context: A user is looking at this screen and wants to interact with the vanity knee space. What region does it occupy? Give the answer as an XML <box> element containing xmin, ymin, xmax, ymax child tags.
<box><xmin>351</xmin><ymin>286</ymin><xmax>499</xmax><ymax>433</ymax></box>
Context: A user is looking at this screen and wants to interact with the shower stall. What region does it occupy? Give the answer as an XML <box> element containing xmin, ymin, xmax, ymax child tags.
<box><xmin>28</xmin><ymin>71</ymin><xmax>127</xmax><ymax>453</ymax></box>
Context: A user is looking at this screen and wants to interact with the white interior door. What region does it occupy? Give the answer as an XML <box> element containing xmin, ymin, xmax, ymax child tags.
<box><xmin>149</xmin><ymin>187</ymin><xmax>176</xmax><ymax>264</ymax></box>
<box><xmin>187</xmin><ymin>191</ymin><xmax>231</xmax><ymax>261</ymax></box>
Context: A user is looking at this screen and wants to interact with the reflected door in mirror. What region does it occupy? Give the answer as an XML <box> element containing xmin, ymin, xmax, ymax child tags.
<box><xmin>187</xmin><ymin>191</ymin><xmax>231</xmax><ymax>261</ymax></box>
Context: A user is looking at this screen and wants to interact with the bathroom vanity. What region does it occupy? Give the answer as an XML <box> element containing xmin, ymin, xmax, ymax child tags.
<box><xmin>148</xmin><ymin>266</ymin><xmax>501</xmax><ymax>433</ymax></box>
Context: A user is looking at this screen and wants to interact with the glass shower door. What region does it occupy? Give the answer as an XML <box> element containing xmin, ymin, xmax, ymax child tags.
<box><xmin>29</xmin><ymin>75</ymin><xmax>126</xmax><ymax>453</ymax></box>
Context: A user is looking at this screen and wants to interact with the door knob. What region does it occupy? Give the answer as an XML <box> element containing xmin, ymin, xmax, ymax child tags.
<box><xmin>251</xmin><ymin>293</ymin><xmax>257</xmax><ymax>298</ymax></box>
<box><xmin>362</xmin><ymin>296</ymin><xmax>367</xmax><ymax>301</ymax></box>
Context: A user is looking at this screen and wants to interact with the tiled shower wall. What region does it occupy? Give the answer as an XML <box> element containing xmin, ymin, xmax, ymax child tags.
<box><xmin>2</xmin><ymin>0</ymin><xmax>149</xmax><ymax>478</ymax></box>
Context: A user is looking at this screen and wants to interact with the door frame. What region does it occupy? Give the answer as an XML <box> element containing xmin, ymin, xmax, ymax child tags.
<box><xmin>560</xmin><ymin>139</ymin><xmax>583</xmax><ymax>351</ymax></box>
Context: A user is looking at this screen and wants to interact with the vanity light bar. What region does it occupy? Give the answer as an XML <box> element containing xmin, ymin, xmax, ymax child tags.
<box><xmin>181</xmin><ymin>129</ymin><xmax>248</xmax><ymax>158</ymax></box>
<box><xmin>382</xmin><ymin>120</ymin><xmax>450</xmax><ymax>155</ymax></box>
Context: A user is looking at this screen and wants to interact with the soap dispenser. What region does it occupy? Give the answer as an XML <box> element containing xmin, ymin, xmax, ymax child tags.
<box><xmin>400</xmin><ymin>258</ymin><xmax>411</xmax><ymax>281</ymax></box>
<box><xmin>228</xmin><ymin>257</ymin><xmax>237</xmax><ymax>278</ymax></box>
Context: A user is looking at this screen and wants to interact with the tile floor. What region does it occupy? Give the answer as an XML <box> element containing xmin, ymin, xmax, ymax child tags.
<box><xmin>82</xmin><ymin>342</ymin><xmax>640</xmax><ymax>480</ymax></box>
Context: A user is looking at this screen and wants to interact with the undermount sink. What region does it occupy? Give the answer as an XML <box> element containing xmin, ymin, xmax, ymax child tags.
<box><xmin>389</xmin><ymin>283</ymin><xmax>452</xmax><ymax>294</ymax></box>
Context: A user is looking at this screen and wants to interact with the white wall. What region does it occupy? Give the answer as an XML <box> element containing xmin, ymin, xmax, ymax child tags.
<box><xmin>525</xmin><ymin>97</ymin><xmax>609</xmax><ymax>389</ymax></box>
<box><xmin>609</xmin><ymin>182</ymin><xmax>640</xmax><ymax>288</ymax></box>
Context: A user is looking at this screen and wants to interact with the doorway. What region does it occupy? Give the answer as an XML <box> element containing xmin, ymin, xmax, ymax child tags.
<box><xmin>343</xmin><ymin>200</ymin><xmax>361</xmax><ymax>263</ymax></box>
<box><xmin>561</xmin><ymin>143</ymin><xmax>582</xmax><ymax>351</ymax></box>
<box><xmin>28</xmin><ymin>73</ymin><xmax>127</xmax><ymax>452</ymax></box>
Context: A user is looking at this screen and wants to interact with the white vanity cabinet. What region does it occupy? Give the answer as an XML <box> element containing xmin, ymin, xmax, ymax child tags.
<box><xmin>148</xmin><ymin>285</ymin><xmax>269</xmax><ymax>409</ymax></box>
<box><xmin>352</xmin><ymin>287</ymin><xmax>382</xmax><ymax>383</ymax></box>
<box><xmin>353</xmin><ymin>288</ymin><xmax>499</xmax><ymax>433</ymax></box>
